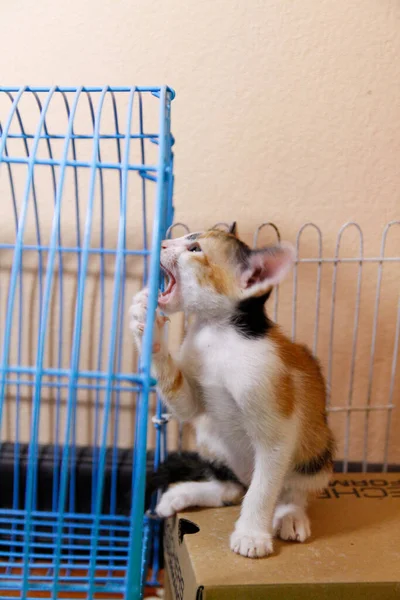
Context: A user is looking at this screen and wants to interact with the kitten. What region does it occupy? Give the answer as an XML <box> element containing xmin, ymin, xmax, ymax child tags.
<box><xmin>131</xmin><ymin>223</ymin><xmax>334</xmax><ymax>558</ymax></box>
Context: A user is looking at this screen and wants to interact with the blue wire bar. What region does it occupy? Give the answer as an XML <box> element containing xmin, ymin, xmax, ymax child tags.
<box><xmin>0</xmin><ymin>86</ymin><xmax>174</xmax><ymax>599</ymax></box>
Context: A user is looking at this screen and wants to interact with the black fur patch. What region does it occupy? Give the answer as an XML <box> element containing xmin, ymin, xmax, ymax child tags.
<box><xmin>228</xmin><ymin>221</ymin><xmax>237</xmax><ymax>235</ymax></box>
<box><xmin>230</xmin><ymin>293</ymin><xmax>273</xmax><ymax>339</ymax></box>
<box><xmin>145</xmin><ymin>451</ymin><xmax>240</xmax><ymax>500</ymax></box>
<box><xmin>294</xmin><ymin>444</ymin><xmax>334</xmax><ymax>476</ymax></box>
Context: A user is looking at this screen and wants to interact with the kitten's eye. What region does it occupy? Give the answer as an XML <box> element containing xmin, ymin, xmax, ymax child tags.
<box><xmin>188</xmin><ymin>243</ymin><xmax>202</xmax><ymax>253</ymax></box>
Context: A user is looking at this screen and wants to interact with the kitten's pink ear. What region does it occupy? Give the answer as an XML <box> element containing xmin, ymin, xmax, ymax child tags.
<box><xmin>240</xmin><ymin>242</ymin><xmax>295</xmax><ymax>298</ymax></box>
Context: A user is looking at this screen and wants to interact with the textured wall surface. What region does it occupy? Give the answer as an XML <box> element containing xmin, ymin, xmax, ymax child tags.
<box><xmin>1</xmin><ymin>1</ymin><xmax>399</xmax><ymax>238</ymax></box>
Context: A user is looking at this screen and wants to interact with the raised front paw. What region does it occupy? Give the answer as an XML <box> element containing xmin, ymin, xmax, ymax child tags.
<box><xmin>230</xmin><ymin>529</ymin><xmax>274</xmax><ymax>558</ymax></box>
<box><xmin>129</xmin><ymin>288</ymin><xmax>168</xmax><ymax>354</ymax></box>
<box><xmin>129</xmin><ymin>288</ymin><xmax>149</xmax><ymax>345</ymax></box>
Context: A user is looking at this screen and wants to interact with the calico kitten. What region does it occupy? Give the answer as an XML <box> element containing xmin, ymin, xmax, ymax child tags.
<box><xmin>131</xmin><ymin>224</ymin><xmax>334</xmax><ymax>558</ymax></box>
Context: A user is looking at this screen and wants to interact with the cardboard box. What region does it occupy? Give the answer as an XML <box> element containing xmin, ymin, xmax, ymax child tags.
<box><xmin>164</xmin><ymin>473</ymin><xmax>400</xmax><ymax>599</ymax></box>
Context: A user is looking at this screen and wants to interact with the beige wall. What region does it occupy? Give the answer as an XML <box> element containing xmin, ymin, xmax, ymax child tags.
<box><xmin>1</xmin><ymin>1</ymin><xmax>399</xmax><ymax>465</ymax></box>
<box><xmin>2</xmin><ymin>0</ymin><xmax>399</xmax><ymax>236</ymax></box>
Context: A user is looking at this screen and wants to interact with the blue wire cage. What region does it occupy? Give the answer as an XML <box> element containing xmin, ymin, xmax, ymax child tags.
<box><xmin>0</xmin><ymin>86</ymin><xmax>174</xmax><ymax>599</ymax></box>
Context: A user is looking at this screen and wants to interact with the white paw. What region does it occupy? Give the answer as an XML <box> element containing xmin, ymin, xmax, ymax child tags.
<box><xmin>129</xmin><ymin>288</ymin><xmax>149</xmax><ymax>342</ymax></box>
<box><xmin>230</xmin><ymin>530</ymin><xmax>273</xmax><ymax>558</ymax></box>
<box><xmin>129</xmin><ymin>288</ymin><xmax>167</xmax><ymax>353</ymax></box>
<box><xmin>275</xmin><ymin>512</ymin><xmax>311</xmax><ymax>542</ymax></box>
<box><xmin>156</xmin><ymin>489</ymin><xmax>192</xmax><ymax>518</ymax></box>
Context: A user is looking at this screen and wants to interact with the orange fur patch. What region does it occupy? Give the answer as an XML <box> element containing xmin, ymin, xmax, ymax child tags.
<box><xmin>170</xmin><ymin>369</ymin><xmax>184</xmax><ymax>394</ymax></box>
<box><xmin>269</xmin><ymin>326</ymin><xmax>334</xmax><ymax>465</ymax></box>
<box><xmin>192</xmin><ymin>251</ymin><xmax>234</xmax><ymax>295</ymax></box>
<box><xmin>157</xmin><ymin>355</ymin><xmax>184</xmax><ymax>395</ymax></box>
<box><xmin>274</xmin><ymin>371</ymin><xmax>295</xmax><ymax>418</ymax></box>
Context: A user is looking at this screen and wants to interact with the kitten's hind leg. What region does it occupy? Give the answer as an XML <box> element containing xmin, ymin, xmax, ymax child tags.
<box><xmin>273</xmin><ymin>470</ymin><xmax>332</xmax><ymax>542</ymax></box>
<box><xmin>273</xmin><ymin>486</ymin><xmax>311</xmax><ymax>543</ymax></box>
<box><xmin>156</xmin><ymin>480</ymin><xmax>244</xmax><ymax>518</ymax></box>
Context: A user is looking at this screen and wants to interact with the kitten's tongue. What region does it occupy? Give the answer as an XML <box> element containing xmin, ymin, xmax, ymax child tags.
<box><xmin>159</xmin><ymin>266</ymin><xmax>176</xmax><ymax>305</ymax></box>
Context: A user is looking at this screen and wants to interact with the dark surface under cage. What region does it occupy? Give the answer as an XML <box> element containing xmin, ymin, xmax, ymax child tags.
<box><xmin>0</xmin><ymin>444</ymin><xmax>164</xmax><ymax>590</ymax></box>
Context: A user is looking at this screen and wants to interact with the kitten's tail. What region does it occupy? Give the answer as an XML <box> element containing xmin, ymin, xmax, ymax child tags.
<box><xmin>145</xmin><ymin>450</ymin><xmax>239</xmax><ymax>502</ymax></box>
<box><xmin>142</xmin><ymin>451</ymin><xmax>239</xmax><ymax>570</ymax></box>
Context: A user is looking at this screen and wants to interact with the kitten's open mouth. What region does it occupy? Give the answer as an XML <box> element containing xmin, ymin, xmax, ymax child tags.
<box><xmin>159</xmin><ymin>265</ymin><xmax>176</xmax><ymax>305</ymax></box>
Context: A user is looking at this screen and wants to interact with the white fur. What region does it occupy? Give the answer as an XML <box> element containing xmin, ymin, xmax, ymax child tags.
<box><xmin>129</xmin><ymin>288</ymin><xmax>167</xmax><ymax>354</ymax></box>
<box><xmin>130</xmin><ymin>233</ymin><xmax>327</xmax><ymax>558</ymax></box>
<box><xmin>273</xmin><ymin>484</ymin><xmax>311</xmax><ymax>542</ymax></box>
<box><xmin>156</xmin><ymin>480</ymin><xmax>244</xmax><ymax>518</ymax></box>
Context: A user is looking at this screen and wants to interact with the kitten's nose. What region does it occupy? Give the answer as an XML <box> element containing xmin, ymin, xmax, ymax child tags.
<box><xmin>161</xmin><ymin>241</ymin><xmax>168</xmax><ymax>249</ymax></box>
